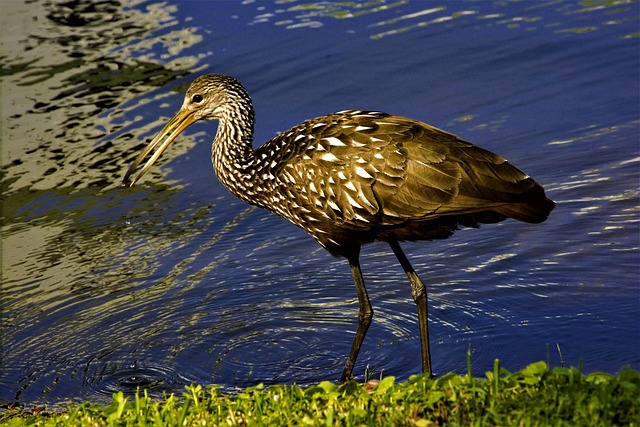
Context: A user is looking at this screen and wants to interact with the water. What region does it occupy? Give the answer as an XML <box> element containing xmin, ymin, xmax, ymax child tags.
<box><xmin>2</xmin><ymin>0</ymin><xmax>638</xmax><ymax>408</ymax></box>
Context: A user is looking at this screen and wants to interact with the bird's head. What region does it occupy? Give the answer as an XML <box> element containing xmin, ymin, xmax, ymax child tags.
<box><xmin>121</xmin><ymin>74</ymin><xmax>252</xmax><ymax>187</ymax></box>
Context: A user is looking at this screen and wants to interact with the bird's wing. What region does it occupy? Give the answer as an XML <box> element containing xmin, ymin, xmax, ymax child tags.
<box><xmin>381</xmin><ymin>116</ymin><xmax>546</xmax><ymax>219</ymax></box>
<box><xmin>272</xmin><ymin>111</ymin><xmax>547</xmax><ymax>230</ymax></box>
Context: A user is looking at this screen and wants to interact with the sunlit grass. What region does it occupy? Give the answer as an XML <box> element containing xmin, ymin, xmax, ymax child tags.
<box><xmin>3</xmin><ymin>359</ymin><xmax>638</xmax><ymax>426</ymax></box>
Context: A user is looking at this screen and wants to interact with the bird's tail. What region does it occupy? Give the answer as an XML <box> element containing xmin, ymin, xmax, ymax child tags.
<box><xmin>495</xmin><ymin>195</ymin><xmax>556</xmax><ymax>224</ymax></box>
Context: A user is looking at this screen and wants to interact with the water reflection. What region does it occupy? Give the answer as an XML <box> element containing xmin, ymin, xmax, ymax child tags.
<box><xmin>1</xmin><ymin>1</ymin><xmax>206</xmax><ymax>403</ymax></box>
<box><xmin>1</xmin><ymin>0</ymin><xmax>199</xmax><ymax>193</ymax></box>
<box><xmin>246</xmin><ymin>0</ymin><xmax>639</xmax><ymax>40</ymax></box>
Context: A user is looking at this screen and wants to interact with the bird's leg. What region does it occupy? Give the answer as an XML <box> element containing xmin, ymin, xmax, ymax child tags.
<box><xmin>388</xmin><ymin>240</ymin><xmax>433</xmax><ymax>377</ymax></box>
<box><xmin>341</xmin><ymin>252</ymin><xmax>373</xmax><ymax>382</ymax></box>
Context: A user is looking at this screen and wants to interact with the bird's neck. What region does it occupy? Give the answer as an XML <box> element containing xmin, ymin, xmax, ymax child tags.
<box><xmin>211</xmin><ymin>109</ymin><xmax>264</xmax><ymax>206</ymax></box>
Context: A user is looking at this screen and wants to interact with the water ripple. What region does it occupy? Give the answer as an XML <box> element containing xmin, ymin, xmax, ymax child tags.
<box><xmin>84</xmin><ymin>361</ymin><xmax>190</xmax><ymax>399</ymax></box>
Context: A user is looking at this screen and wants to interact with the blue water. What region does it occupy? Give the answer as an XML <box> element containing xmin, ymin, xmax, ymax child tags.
<box><xmin>1</xmin><ymin>0</ymin><xmax>638</xmax><ymax>408</ymax></box>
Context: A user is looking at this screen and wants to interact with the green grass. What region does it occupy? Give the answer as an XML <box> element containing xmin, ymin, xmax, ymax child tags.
<box><xmin>3</xmin><ymin>360</ymin><xmax>639</xmax><ymax>426</ymax></box>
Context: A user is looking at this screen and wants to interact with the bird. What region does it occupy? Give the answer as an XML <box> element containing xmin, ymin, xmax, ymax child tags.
<box><xmin>122</xmin><ymin>74</ymin><xmax>555</xmax><ymax>382</ymax></box>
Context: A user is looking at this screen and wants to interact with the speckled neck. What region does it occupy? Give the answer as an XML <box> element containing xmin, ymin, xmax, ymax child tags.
<box><xmin>209</xmin><ymin>83</ymin><xmax>267</xmax><ymax>206</ymax></box>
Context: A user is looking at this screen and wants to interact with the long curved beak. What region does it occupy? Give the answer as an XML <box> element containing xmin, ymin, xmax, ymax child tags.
<box><xmin>122</xmin><ymin>109</ymin><xmax>198</xmax><ymax>187</ymax></box>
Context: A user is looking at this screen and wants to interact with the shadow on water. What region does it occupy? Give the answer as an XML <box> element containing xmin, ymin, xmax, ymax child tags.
<box><xmin>1</xmin><ymin>0</ymin><xmax>639</xmax><ymax>407</ymax></box>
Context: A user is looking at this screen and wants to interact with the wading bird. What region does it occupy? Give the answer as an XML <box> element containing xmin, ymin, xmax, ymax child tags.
<box><xmin>122</xmin><ymin>74</ymin><xmax>555</xmax><ymax>382</ymax></box>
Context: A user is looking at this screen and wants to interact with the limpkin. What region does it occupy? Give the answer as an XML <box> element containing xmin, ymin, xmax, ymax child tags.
<box><xmin>122</xmin><ymin>74</ymin><xmax>555</xmax><ymax>382</ymax></box>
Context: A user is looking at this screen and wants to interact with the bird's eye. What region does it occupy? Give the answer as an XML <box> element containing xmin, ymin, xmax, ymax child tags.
<box><xmin>191</xmin><ymin>94</ymin><xmax>204</xmax><ymax>103</ymax></box>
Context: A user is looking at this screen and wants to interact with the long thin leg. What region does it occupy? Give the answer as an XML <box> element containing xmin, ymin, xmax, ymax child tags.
<box><xmin>341</xmin><ymin>251</ymin><xmax>373</xmax><ymax>382</ymax></box>
<box><xmin>388</xmin><ymin>240</ymin><xmax>433</xmax><ymax>377</ymax></box>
